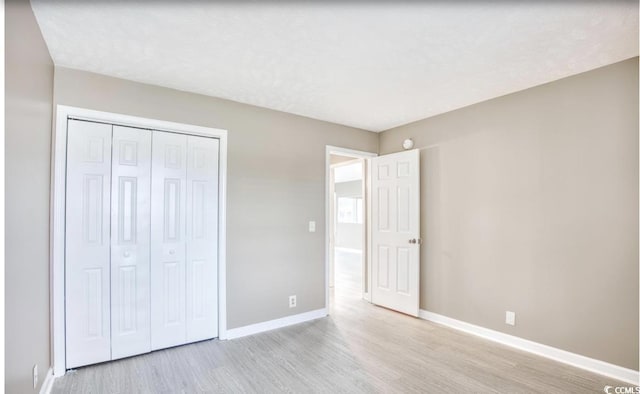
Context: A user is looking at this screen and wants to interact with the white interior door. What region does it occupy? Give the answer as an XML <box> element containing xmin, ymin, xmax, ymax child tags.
<box><xmin>185</xmin><ymin>136</ymin><xmax>219</xmax><ymax>342</ymax></box>
<box><xmin>150</xmin><ymin>131</ymin><xmax>188</xmax><ymax>350</ymax></box>
<box><xmin>110</xmin><ymin>126</ymin><xmax>152</xmax><ymax>359</ymax></box>
<box><xmin>65</xmin><ymin>120</ymin><xmax>113</xmax><ymax>368</ymax></box>
<box><xmin>371</xmin><ymin>149</ymin><xmax>420</xmax><ymax>316</ymax></box>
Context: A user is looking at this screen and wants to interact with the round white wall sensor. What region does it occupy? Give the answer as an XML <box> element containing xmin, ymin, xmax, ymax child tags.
<box><xmin>402</xmin><ymin>138</ymin><xmax>414</xmax><ymax>150</ymax></box>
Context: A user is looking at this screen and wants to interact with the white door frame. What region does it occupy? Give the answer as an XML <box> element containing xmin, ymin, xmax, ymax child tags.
<box><xmin>51</xmin><ymin>105</ymin><xmax>228</xmax><ymax>376</ymax></box>
<box><xmin>325</xmin><ymin>146</ymin><xmax>377</xmax><ymax>310</ymax></box>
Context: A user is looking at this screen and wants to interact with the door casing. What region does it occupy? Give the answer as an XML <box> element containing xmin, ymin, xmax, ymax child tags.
<box><xmin>51</xmin><ymin>105</ymin><xmax>228</xmax><ymax>376</ymax></box>
<box><xmin>325</xmin><ymin>146</ymin><xmax>377</xmax><ymax>309</ymax></box>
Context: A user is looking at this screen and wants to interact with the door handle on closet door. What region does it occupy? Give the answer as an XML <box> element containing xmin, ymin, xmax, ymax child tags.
<box><xmin>123</xmin><ymin>251</ymin><xmax>130</xmax><ymax>258</ymax></box>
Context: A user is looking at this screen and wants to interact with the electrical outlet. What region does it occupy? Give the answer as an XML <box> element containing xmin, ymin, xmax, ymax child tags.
<box><xmin>33</xmin><ymin>364</ymin><xmax>38</xmax><ymax>389</ymax></box>
<box><xmin>308</xmin><ymin>221</ymin><xmax>316</xmax><ymax>233</ymax></box>
<box><xmin>289</xmin><ymin>295</ymin><xmax>297</xmax><ymax>308</ymax></box>
<box><xmin>506</xmin><ymin>311</ymin><xmax>516</xmax><ymax>326</ymax></box>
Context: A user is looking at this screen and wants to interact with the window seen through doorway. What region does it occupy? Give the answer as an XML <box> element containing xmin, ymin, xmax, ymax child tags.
<box><xmin>337</xmin><ymin>197</ymin><xmax>362</xmax><ymax>224</ymax></box>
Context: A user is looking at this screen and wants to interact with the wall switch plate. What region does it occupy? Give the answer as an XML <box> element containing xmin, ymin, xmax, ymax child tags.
<box><xmin>289</xmin><ymin>295</ymin><xmax>297</xmax><ymax>308</ymax></box>
<box><xmin>33</xmin><ymin>364</ymin><xmax>38</xmax><ymax>389</ymax></box>
<box><xmin>506</xmin><ymin>311</ymin><xmax>516</xmax><ymax>326</ymax></box>
<box><xmin>308</xmin><ymin>221</ymin><xmax>316</xmax><ymax>232</ymax></box>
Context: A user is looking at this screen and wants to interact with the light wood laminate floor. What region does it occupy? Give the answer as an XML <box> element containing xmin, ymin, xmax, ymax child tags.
<box><xmin>53</xmin><ymin>250</ymin><xmax>628</xmax><ymax>393</ymax></box>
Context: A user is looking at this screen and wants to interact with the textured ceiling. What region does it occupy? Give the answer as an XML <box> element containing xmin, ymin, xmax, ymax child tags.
<box><xmin>31</xmin><ymin>1</ymin><xmax>638</xmax><ymax>132</ymax></box>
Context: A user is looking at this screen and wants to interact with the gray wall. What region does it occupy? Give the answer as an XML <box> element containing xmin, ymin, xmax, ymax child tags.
<box><xmin>379</xmin><ymin>57</ymin><xmax>639</xmax><ymax>370</ymax></box>
<box><xmin>5</xmin><ymin>0</ymin><xmax>54</xmax><ymax>392</ymax></box>
<box><xmin>53</xmin><ymin>67</ymin><xmax>378</xmax><ymax>329</ymax></box>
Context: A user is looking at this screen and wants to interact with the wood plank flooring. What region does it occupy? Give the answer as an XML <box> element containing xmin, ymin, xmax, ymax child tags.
<box><xmin>53</xmin><ymin>250</ymin><xmax>630</xmax><ymax>393</ymax></box>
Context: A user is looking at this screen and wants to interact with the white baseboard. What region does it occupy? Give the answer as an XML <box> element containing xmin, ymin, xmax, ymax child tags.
<box><xmin>224</xmin><ymin>308</ymin><xmax>327</xmax><ymax>340</ymax></box>
<box><xmin>419</xmin><ymin>310</ymin><xmax>639</xmax><ymax>386</ymax></box>
<box><xmin>39</xmin><ymin>367</ymin><xmax>55</xmax><ymax>394</ymax></box>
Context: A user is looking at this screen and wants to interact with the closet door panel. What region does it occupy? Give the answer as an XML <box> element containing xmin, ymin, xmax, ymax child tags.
<box><xmin>186</xmin><ymin>136</ymin><xmax>219</xmax><ymax>342</ymax></box>
<box><xmin>111</xmin><ymin>126</ymin><xmax>152</xmax><ymax>359</ymax></box>
<box><xmin>65</xmin><ymin>120</ymin><xmax>112</xmax><ymax>368</ymax></box>
<box><xmin>151</xmin><ymin>131</ymin><xmax>188</xmax><ymax>350</ymax></box>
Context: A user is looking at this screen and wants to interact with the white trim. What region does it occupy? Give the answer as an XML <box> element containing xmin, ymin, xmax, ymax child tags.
<box><xmin>419</xmin><ymin>310</ymin><xmax>640</xmax><ymax>386</ymax></box>
<box><xmin>334</xmin><ymin>247</ymin><xmax>362</xmax><ymax>254</ymax></box>
<box><xmin>326</xmin><ymin>145</ymin><xmax>377</xmax><ymax>160</ymax></box>
<box><xmin>52</xmin><ymin>107</ymin><xmax>69</xmax><ymax>376</ymax></box>
<box><xmin>38</xmin><ymin>368</ymin><xmax>55</xmax><ymax>394</ymax></box>
<box><xmin>225</xmin><ymin>308</ymin><xmax>327</xmax><ymax>340</ymax></box>
<box><xmin>57</xmin><ymin>106</ymin><xmax>223</xmax><ymax>138</ymax></box>
<box><xmin>325</xmin><ymin>146</ymin><xmax>377</xmax><ymax>310</ymax></box>
<box><xmin>329</xmin><ymin>166</ymin><xmax>336</xmax><ymax>289</ymax></box>
<box><xmin>217</xmin><ymin>128</ymin><xmax>229</xmax><ymax>341</ymax></box>
<box><xmin>364</xmin><ymin>158</ymin><xmax>372</xmax><ymax>302</ymax></box>
<box><xmin>51</xmin><ymin>105</ymin><xmax>229</xmax><ymax>375</ymax></box>
<box><xmin>0</xmin><ymin>3</ymin><xmax>4</xmax><ymax>393</ymax></box>
<box><xmin>330</xmin><ymin>158</ymin><xmax>361</xmax><ymax>169</ymax></box>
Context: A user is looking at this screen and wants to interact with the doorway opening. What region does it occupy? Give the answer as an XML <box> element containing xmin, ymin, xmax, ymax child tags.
<box><xmin>331</xmin><ymin>157</ymin><xmax>364</xmax><ymax>301</ymax></box>
<box><xmin>325</xmin><ymin>146</ymin><xmax>376</xmax><ymax>312</ymax></box>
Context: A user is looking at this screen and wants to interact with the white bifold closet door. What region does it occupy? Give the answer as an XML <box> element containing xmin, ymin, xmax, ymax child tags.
<box><xmin>66</xmin><ymin>121</ymin><xmax>219</xmax><ymax>369</ymax></box>
<box><xmin>65</xmin><ymin>120</ymin><xmax>113</xmax><ymax>368</ymax></box>
<box><xmin>150</xmin><ymin>131</ymin><xmax>219</xmax><ymax>350</ymax></box>
<box><xmin>110</xmin><ymin>126</ymin><xmax>152</xmax><ymax>360</ymax></box>
<box><xmin>150</xmin><ymin>131</ymin><xmax>188</xmax><ymax>349</ymax></box>
<box><xmin>185</xmin><ymin>135</ymin><xmax>219</xmax><ymax>342</ymax></box>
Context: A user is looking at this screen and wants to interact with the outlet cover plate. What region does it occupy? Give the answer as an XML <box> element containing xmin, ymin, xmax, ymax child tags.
<box><xmin>33</xmin><ymin>364</ymin><xmax>38</xmax><ymax>389</ymax></box>
<box><xmin>506</xmin><ymin>311</ymin><xmax>516</xmax><ymax>326</ymax></box>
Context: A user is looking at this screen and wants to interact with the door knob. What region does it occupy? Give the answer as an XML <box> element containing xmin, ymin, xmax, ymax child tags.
<box><xmin>169</xmin><ymin>249</ymin><xmax>175</xmax><ymax>255</ymax></box>
<box><xmin>409</xmin><ymin>239</ymin><xmax>416</xmax><ymax>244</ymax></box>
<box><xmin>408</xmin><ymin>239</ymin><xmax>422</xmax><ymax>244</ymax></box>
<box><xmin>123</xmin><ymin>251</ymin><xmax>130</xmax><ymax>258</ymax></box>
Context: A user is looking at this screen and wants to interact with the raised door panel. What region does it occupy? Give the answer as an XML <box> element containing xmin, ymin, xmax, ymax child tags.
<box><xmin>150</xmin><ymin>131</ymin><xmax>188</xmax><ymax>350</ymax></box>
<box><xmin>377</xmin><ymin>245</ymin><xmax>390</xmax><ymax>290</ymax></box>
<box><xmin>65</xmin><ymin>120</ymin><xmax>112</xmax><ymax>368</ymax></box>
<box><xmin>185</xmin><ymin>136</ymin><xmax>219</xmax><ymax>342</ymax></box>
<box><xmin>110</xmin><ymin>126</ymin><xmax>152</xmax><ymax>359</ymax></box>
